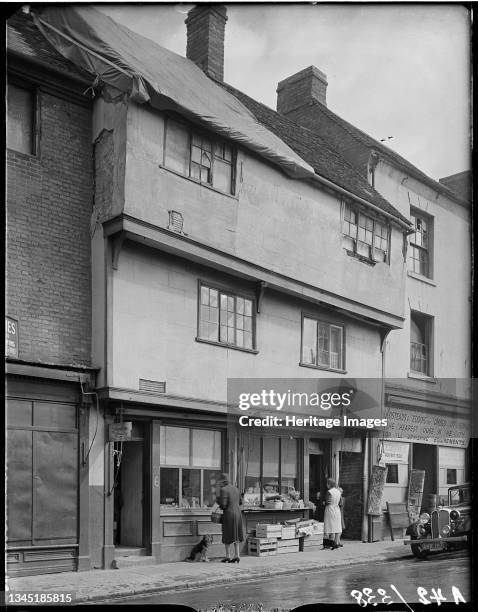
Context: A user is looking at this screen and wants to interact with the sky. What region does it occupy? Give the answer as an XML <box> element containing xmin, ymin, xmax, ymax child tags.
<box><xmin>97</xmin><ymin>2</ymin><xmax>471</xmax><ymax>181</ymax></box>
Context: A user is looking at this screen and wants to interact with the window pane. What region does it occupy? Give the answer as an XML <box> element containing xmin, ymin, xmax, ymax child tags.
<box><xmin>201</xmin><ymin>286</ymin><xmax>210</xmax><ymax>305</ymax></box>
<box><xmin>302</xmin><ymin>317</ymin><xmax>317</xmax><ymax>364</ymax></box>
<box><xmin>7</xmin><ymin>84</ymin><xmax>33</xmax><ymax>154</ymax></box>
<box><xmin>281</xmin><ymin>438</ymin><xmax>297</xmax><ymax>477</ymax></box>
<box><xmin>263</xmin><ymin>437</ymin><xmax>279</xmax><ymax>478</ymax></box>
<box><xmin>160</xmin><ymin>467</ymin><xmax>179</xmax><ymax>505</ymax></box>
<box><xmin>243</xmin><ymin>331</ymin><xmax>252</xmax><ymax>349</ymax></box>
<box><xmin>164</xmin><ymin>119</ymin><xmax>189</xmax><ymax>175</ymax></box>
<box><xmin>160</xmin><ymin>426</ymin><xmax>190</xmax><ymax>465</ymax></box>
<box><xmin>330</xmin><ymin>326</ymin><xmax>342</xmax><ymax>369</ymax></box>
<box><xmin>191</xmin><ymin>429</ymin><xmax>221</xmax><ymax>467</ymax></box>
<box><xmin>181</xmin><ymin>469</ymin><xmax>201</xmax><ymax>508</ymax></box>
<box><xmin>244</xmin><ymin>300</ymin><xmax>252</xmax><ymax>316</ymax></box>
<box><xmin>203</xmin><ymin>470</ymin><xmax>219</xmax><ymax>507</ymax></box>
<box><xmin>317</xmin><ymin>323</ymin><xmax>330</xmax><ymax>366</ymax></box>
<box><xmin>446</xmin><ymin>469</ymin><xmax>457</xmax><ymax>485</ymax></box>
<box><xmin>213</xmin><ymin>157</ymin><xmax>232</xmax><ymax>193</ymax></box>
<box><xmin>244</xmin><ymin>436</ymin><xmax>260</xmax><ymax>477</ymax></box>
<box><xmin>385</xmin><ymin>464</ymin><xmax>399</xmax><ymax>483</ymax></box>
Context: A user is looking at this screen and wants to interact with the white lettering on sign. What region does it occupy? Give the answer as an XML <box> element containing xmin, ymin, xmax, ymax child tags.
<box><xmin>383</xmin><ymin>408</ymin><xmax>469</xmax><ymax>448</ymax></box>
<box><xmin>5</xmin><ymin>316</ymin><xmax>19</xmax><ymax>358</ymax></box>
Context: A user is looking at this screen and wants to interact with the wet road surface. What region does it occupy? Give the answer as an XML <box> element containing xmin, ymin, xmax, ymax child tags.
<box><xmin>100</xmin><ymin>552</ymin><xmax>470</xmax><ymax>609</ymax></box>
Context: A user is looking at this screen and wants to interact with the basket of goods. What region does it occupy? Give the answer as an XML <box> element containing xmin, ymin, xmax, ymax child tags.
<box><xmin>210</xmin><ymin>503</ymin><xmax>223</xmax><ymax>523</ymax></box>
<box><xmin>281</xmin><ymin>500</ymin><xmax>292</xmax><ymax>510</ymax></box>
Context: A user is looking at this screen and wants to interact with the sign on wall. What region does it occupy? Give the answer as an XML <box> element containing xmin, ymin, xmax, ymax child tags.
<box><xmin>383</xmin><ymin>407</ymin><xmax>469</xmax><ymax>448</ymax></box>
<box><xmin>5</xmin><ymin>316</ymin><xmax>19</xmax><ymax>358</ymax></box>
<box><xmin>382</xmin><ymin>441</ymin><xmax>409</xmax><ymax>464</ymax></box>
<box><xmin>367</xmin><ymin>465</ymin><xmax>388</xmax><ymax>516</ymax></box>
<box><xmin>109</xmin><ymin>422</ymin><xmax>132</xmax><ymax>442</ymax></box>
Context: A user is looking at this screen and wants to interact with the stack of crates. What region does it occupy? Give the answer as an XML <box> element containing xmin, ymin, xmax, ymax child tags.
<box><xmin>248</xmin><ymin>523</ymin><xmax>300</xmax><ymax>556</ymax></box>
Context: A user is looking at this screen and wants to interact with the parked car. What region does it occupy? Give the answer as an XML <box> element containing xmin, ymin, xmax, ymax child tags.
<box><xmin>404</xmin><ymin>483</ymin><xmax>470</xmax><ymax>558</ymax></box>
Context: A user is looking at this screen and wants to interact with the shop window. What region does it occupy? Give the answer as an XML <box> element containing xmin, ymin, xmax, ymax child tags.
<box><xmin>446</xmin><ymin>468</ymin><xmax>457</xmax><ymax>485</ymax></box>
<box><xmin>342</xmin><ymin>201</ymin><xmax>389</xmax><ymax>263</ymax></box>
<box><xmin>410</xmin><ymin>311</ymin><xmax>433</xmax><ymax>376</ymax></box>
<box><xmin>301</xmin><ymin>316</ymin><xmax>344</xmax><ymax>371</ymax></box>
<box><xmin>159</xmin><ymin>426</ymin><xmax>222</xmax><ymax>508</ymax></box>
<box><xmin>164</xmin><ymin>117</ymin><xmax>236</xmax><ymax>194</ymax></box>
<box><xmin>385</xmin><ymin>463</ymin><xmax>399</xmax><ymax>484</ymax></box>
<box><xmin>198</xmin><ymin>284</ymin><xmax>255</xmax><ymax>351</ymax></box>
<box><xmin>408</xmin><ymin>210</ymin><xmax>432</xmax><ymax>278</ymax></box>
<box><xmin>243</xmin><ymin>436</ymin><xmax>299</xmax><ymax>507</ymax></box>
<box><xmin>7</xmin><ymin>83</ymin><xmax>35</xmax><ymax>155</ymax></box>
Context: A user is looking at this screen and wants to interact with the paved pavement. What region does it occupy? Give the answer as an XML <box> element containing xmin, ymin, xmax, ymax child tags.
<box><xmin>7</xmin><ymin>540</ymin><xmax>412</xmax><ymax>604</ymax></box>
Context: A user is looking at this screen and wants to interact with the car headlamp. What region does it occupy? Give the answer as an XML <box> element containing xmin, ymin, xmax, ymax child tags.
<box><xmin>450</xmin><ymin>510</ymin><xmax>461</xmax><ymax>521</ymax></box>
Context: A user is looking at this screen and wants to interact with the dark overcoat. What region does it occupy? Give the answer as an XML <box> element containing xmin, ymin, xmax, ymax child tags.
<box><xmin>218</xmin><ymin>483</ymin><xmax>244</xmax><ymax>545</ymax></box>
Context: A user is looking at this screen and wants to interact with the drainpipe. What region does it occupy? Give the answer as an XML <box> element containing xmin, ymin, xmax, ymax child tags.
<box><xmin>361</xmin><ymin>433</ymin><xmax>369</xmax><ymax>542</ymax></box>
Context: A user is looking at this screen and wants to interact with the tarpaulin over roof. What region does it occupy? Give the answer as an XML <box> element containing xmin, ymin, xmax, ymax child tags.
<box><xmin>32</xmin><ymin>5</ymin><xmax>314</xmax><ymax>180</ymax></box>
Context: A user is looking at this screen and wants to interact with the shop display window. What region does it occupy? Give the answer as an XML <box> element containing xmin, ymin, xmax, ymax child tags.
<box><xmin>243</xmin><ymin>436</ymin><xmax>300</xmax><ymax>506</ymax></box>
<box><xmin>159</xmin><ymin>426</ymin><xmax>222</xmax><ymax>509</ymax></box>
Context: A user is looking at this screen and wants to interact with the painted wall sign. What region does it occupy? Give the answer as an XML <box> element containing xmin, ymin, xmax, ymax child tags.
<box><xmin>367</xmin><ymin>465</ymin><xmax>388</xmax><ymax>516</ymax></box>
<box><xmin>382</xmin><ymin>441</ymin><xmax>409</xmax><ymax>464</ymax></box>
<box><xmin>407</xmin><ymin>469</ymin><xmax>425</xmax><ymax>522</ymax></box>
<box><xmin>109</xmin><ymin>422</ymin><xmax>132</xmax><ymax>442</ymax></box>
<box><xmin>5</xmin><ymin>316</ymin><xmax>19</xmax><ymax>358</ymax></box>
<box><xmin>383</xmin><ymin>408</ymin><xmax>469</xmax><ymax>447</ymax></box>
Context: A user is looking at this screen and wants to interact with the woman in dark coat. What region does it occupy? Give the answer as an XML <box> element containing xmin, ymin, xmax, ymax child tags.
<box><xmin>217</xmin><ymin>473</ymin><xmax>243</xmax><ymax>563</ymax></box>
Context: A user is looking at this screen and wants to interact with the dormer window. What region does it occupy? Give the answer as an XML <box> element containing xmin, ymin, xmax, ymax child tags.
<box><xmin>164</xmin><ymin>117</ymin><xmax>236</xmax><ymax>195</ymax></box>
<box><xmin>342</xmin><ymin>201</ymin><xmax>389</xmax><ymax>263</ymax></box>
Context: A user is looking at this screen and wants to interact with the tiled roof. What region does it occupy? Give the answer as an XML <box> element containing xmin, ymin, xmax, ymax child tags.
<box><xmin>7</xmin><ymin>10</ymin><xmax>90</xmax><ymax>83</ymax></box>
<box><xmin>303</xmin><ymin>99</ymin><xmax>468</xmax><ymax>206</ymax></box>
<box><xmin>439</xmin><ymin>171</ymin><xmax>471</xmax><ymax>204</ymax></box>
<box><xmin>7</xmin><ymin>8</ymin><xmax>409</xmax><ymax>225</ymax></box>
<box><xmin>221</xmin><ymin>82</ymin><xmax>410</xmax><ymax>224</ymax></box>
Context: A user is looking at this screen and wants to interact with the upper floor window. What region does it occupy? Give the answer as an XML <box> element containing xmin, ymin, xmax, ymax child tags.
<box><xmin>301</xmin><ymin>316</ymin><xmax>344</xmax><ymax>371</ymax></box>
<box><xmin>342</xmin><ymin>202</ymin><xmax>389</xmax><ymax>263</ymax></box>
<box><xmin>410</xmin><ymin>311</ymin><xmax>433</xmax><ymax>376</ymax></box>
<box><xmin>198</xmin><ymin>284</ymin><xmax>255</xmax><ymax>351</ymax></box>
<box><xmin>164</xmin><ymin>117</ymin><xmax>236</xmax><ymax>195</ymax></box>
<box><xmin>7</xmin><ymin>83</ymin><xmax>35</xmax><ymax>155</ymax></box>
<box><xmin>408</xmin><ymin>211</ymin><xmax>432</xmax><ymax>278</ymax></box>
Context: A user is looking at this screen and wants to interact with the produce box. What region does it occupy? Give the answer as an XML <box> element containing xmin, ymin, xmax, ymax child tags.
<box><xmin>299</xmin><ymin>534</ymin><xmax>323</xmax><ymax>551</ymax></box>
<box><xmin>255</xmin><ymin>523</ymin><xmax>283</xmax><ymax>538</ymax></box>
<box><xmin>280</xmin><ymin>526</ymin><xmax>297</xmax><ymax>540</ymax></box>
<box><xmin>248</xmin><ymin>537</ymin><xmax>278</xmax><ymax>556</ymax></box>
<box><xmin>277</xmin><ymin>539</ymin><xmax>300</xmax><ymax>554</ymax></box>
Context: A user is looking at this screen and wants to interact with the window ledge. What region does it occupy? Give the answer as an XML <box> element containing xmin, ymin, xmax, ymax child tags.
<box><xmin>343</xmin><ymin>249</ymin><xmax>377</xmax><ymax>267</ymax></box>
<box><xmin>407</xmin><ymin>271</ymin><xmax>436</xmax><ymax>286</ymax></box>
<box><xmin>195</xmin><ymin>337</ymin><xmax>258</xmax><ymax>354</ymax></box>
<box><xmin>407</xmin><ymin>371</ymin><xmax>437</xmax><ymax>383</ymax></box>
<box><xmin>158</xmin><ymin>164</ymin><xmax>239</xmax><ymax>200</ymax></box>
<box><xmin>299</xmin><ymin>362</ymin><xmax>347</xmax><ymax>375</ymax></box>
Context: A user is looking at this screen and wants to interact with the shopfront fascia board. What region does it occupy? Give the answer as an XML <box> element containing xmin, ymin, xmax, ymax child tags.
<box><xmin>385</xmin><ymin>388</ymin><xmax>471</xmax><ymax>419</ymax></box>
<box><xmin>102</xmin><ymin>214</ymin><xmax>405</xmax><ymax>330</ymax></box>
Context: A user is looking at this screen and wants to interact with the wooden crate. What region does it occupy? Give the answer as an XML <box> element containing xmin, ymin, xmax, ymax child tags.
<box><xmin>248</xmin><ymin>537</ymin><xmax>278</xmax><ymax>556</ymax></box>
<box><xmin>255</xmin><ymin>524</ymin><xmax>282</xmax><ymax>538</ymax></box>
<box><xmin>277</xmin><ymin>539</ymin><xmax>300</xmax><ymax>554</ymax></box>
<box><xmin>300</xmin><ymin>534</ymin><xmax>323</xmax><ymax>550</ymax></box>
<box><xmin>281</xmin><ymin>526</ymin><xmax>297</xmax><ymax>540</ymax></box>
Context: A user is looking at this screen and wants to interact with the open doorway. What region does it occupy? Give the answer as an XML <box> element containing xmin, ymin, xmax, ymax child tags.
<box><xmin>114</xmin><ymin>441</ymin><xmax>144</xmax><ymax>547</ymax></box>
<box><xmin>309</xmin><ymin>439</ymin><xmax>331</xmax><ymax>522</ymax></box>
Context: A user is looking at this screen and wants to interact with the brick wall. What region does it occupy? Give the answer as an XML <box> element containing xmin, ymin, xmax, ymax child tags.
<box><xmin>6</xmin><ymin>90</ymin><xmax>93</xmax><ymax>366</ymax></box>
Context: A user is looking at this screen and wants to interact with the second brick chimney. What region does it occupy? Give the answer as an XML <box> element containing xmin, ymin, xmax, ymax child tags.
<box><xmin>276</xmin><ymin>66</ymin><xmax>328</xmax><ymax>114</ymax></box>
<box><xmin>185</xmin><ymin>4</ymin><xmax>228</xmax><ymax>82</ymax></box>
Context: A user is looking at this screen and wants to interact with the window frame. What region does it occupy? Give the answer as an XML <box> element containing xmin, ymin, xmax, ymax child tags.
<box><xmin>341</xmin><ymin>200</ymin><xmax>390</xmax><ymax>264</ymax></box>
<box><xmin>299</xmin><ymin>312</ymin><xmax>346</xmax><ymax>373</ymax></box>
<box><xmin>6</xmin><ymin>79</ymin><xmax>39</xmax><ymax>157</ymax></box>
<box><xmin>163</xmin><ymin>115</ymin><xmax>237</xmax><ymax>196</ymax></box>
<box><xmin>408</xmin><ymin>209</ymin><xmax>433</xmax><ymax>279</ymax></box>
<box><xmin>159</xmin><ymin>425</ymin><xmax>224</xmax><ymax>509</ymax></box>
<box><xmin>196</xmin><ymin>280</ymin><xmax>258</xmax><ymax>353</ymax></box>
<box><xmin>243</xmin><ymin>435</ymin><xmax>302</xmax><ymax>507</ymax></box>
<box><xmin>409</xmin><ymin>310</ymin><xmax>434</xmax><ymax>377</ymax></box>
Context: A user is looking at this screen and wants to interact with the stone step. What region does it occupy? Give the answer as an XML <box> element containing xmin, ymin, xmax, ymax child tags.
<box><xmin>114</xmin><ymin>547</ymin><xmax>148</xmax><ymax>558</ymax></box>
<box><xmin>112</xmin><ymin>555</ymin><xmax>154</xmax><ymax>569</ymax></box>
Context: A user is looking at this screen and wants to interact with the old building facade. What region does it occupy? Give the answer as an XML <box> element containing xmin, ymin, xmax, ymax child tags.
<box><xmin>6</xmin><ymin>4</ymin><xmax>471</xmax><ymax>574</ymax></box>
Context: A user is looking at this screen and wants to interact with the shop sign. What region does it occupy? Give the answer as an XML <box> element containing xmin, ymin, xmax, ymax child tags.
<box><xmin>383</xmin><ymin>441</ymin><xmax>409</xmax><ymax>464</ymax></box>
<box><xmin>109</xmin><ymin>422</ymin><xmax>132</xmax><ymax>441</ymax></box>
<box><xmin>383</xmin><ymin>408</ymin><xmax>469</xmax><ymax>447</ymax></box>
<box><xmin>5</xmin><ymin>316</ymin><xmax>19</xmax><ymax>358</ymax></box>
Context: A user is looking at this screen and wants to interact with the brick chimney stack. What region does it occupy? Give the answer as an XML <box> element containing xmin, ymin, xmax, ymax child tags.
<box><xmin>276</xmin><ymin>66</ymin><xmax>328</xmax><ymax>115</ymax></box>
<box><xmin>185</xmin><ymin>4</ymin><xmax>228</xmax><ymax>82</ymax></box>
